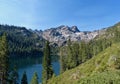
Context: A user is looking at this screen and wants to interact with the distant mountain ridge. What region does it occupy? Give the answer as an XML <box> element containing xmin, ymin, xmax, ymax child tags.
<box><xmin>0</xmin><ymin>24</ymin><xmax>109</xmax><ymax>47</ymax></box>
<box><xmin>35</xmin><ymin>25</ymin><xmax>106</xmax><ymax>46</ymax></box>
<box><xmin>1</xmin><ymin>22</ymin><xmax>119</xmax><ymax>48</ymax></box>
<box><xmin>0</xmin><ymin>22</ymin><xmax>120</xmax><ymax>57</ymax></box>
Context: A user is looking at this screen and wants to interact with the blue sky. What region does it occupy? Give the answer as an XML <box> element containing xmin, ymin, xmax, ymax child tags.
<box><xmin>0</xmin><ymin>0</ymin><xmax>120</xmax><ymax>31</ymax></box>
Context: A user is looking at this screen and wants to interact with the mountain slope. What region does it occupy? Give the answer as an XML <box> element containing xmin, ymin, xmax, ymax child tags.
<box><xmin>78</xmin><ymin>70</ymin><xmax>120</xmax><ymax>84</ymax></box>
<box><xmin>48</xmin><ymin>42</ymin><xmax>120</xmax><ymax>84</ymax></box>
<box><xmin>0</xmin><ymin>25</ymin><xmax>45</xmax><ymax>57</ymax></box>
<box><xmin>36</xmin><ymin>25</ymin><xmax>106</xmax><ymax>46</ymax></box>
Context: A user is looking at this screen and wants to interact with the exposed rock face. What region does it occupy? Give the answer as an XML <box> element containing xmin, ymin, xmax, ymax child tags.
<box><xmin>71</xmin><ymin>26</ymin><xmax>80</xmax><ymax>33</ymax></box>
<box><xmin>35</xmin><ymin>25</ymin><xmax>106</xmax><ymax>46</ymax></box>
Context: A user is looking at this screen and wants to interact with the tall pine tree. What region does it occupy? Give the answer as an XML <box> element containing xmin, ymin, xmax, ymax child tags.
<box><xmin>30</xmin><ymin>72</ymin><xmax>39</xmax><ymax>84</ymax></box>
<box><xmin>42</xmin><ymin>41</ymin><xmax>54</xmax><ymax>84</ymax></box>
<box><xmin>9</xmin><ymin>65</ymin><xmax>19</xmax><ymax>84</ymax></box>
<box><xmin>21</xmin><ymin>71</ymin><xmax>28</xmax><ymax>84</ymax></box>
<box><xmin>66</xmin><ymin>39</ymin><xmax>78</xmax><ymax>69</ymax></box>
<box><xmin>0</xmin><ymin>33</ymin><xmax>9</xmax><ymax>84</ymax></box>
<box><xmin>60</xmin><ymin>47</ymin><xmax>67</xmax><ymax>73</ymax></box>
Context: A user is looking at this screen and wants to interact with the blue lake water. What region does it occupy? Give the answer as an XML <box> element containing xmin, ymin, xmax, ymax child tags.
<box><xmin>18</xmin><ymin>62</ymin><xmax>60</xmax><ymax>84</ymax></box>
<box><xmin>11</xmin><ymin>56</ymin><xmax>60</xmax><ymax>84</ymax></box>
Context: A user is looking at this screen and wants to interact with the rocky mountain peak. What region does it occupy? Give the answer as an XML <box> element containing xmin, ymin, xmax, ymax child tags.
<box><xmin>34</xmin><ymin>25</ymin><xmax>106</xmax><ymax>46</ymax></box>
<box><xmin>71</xmin><ymin>26</ymin><xmax>80</xmax><ymax>33</ymax></box>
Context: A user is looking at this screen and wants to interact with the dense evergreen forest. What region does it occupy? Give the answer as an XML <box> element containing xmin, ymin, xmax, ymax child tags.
<box><xmin>0</xmin><ymin>24</ymin><xmax>45</xmax><ymax>58</ymax></box>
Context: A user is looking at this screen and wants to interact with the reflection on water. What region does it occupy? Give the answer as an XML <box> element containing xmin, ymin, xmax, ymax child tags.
<box><xmin>10</xmin><ymin>55</ymin><xmax>60</xmax><ymax>84</ymax></box>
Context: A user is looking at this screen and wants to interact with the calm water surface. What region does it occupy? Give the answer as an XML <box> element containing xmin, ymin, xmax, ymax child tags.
<box><xmin>11</xmin><ymin>56</ymin><xmax>60</xmax><ymax>84</ymax></box>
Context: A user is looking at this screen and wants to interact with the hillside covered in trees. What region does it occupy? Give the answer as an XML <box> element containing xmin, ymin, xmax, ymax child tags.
<box><xmin>0</xmin><ymin>25</ymin><xmax>45</xmax><ymax>57</ymax></box>
<box><xmin>48</xmin><ymin>23</ymin><xmax>120</xmax><ymax>84</ymax></box>
<box><xmin>48</xmin><ymin>42</ymin><xmax>120</xmax><ymax>84</ymax></box>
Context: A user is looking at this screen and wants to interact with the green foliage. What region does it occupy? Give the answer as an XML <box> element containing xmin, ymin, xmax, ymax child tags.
<box><xmin>9</xmin><ymin>65</ymin><xmax>19</xmax><ymax>84</ymax></box>
<box><xmin>0</xmin><ymin>33</ymin><xmax>9</xmax><ymax>84</ymax></box>
<box><xmin>78</xmin><ymin>71</ymin><xmax>120</xmax><ymax>84</ymax></box>
<box><xmin>48</xmin><ymin>42</ymin><xmax>120</xmax><ymax>84</ymax></box>
<box><xmin>60</xmin><ymin>40</ymin><xmax>81</xmax><ymax>73</ymax></box>
<box><xmin>0</xmin><ymin>24</ymin><xmax>45</xmax><ymax>58</ymax></box>
<box><xmin>42</xmin><ymin>41</ymin><xmax>54</xmax><ymax>84</ymax></box>
<box><xmin>60</xmin><ymin>46</ymin><xmax>67</xmax><ymax>73</ymax></box>
<box><xmin>79</xmin><ymin>41</ymin><xmax>89</xmax><ymax>62</ymax></box>
<box><xmin>30</xmin><ymin>72</ymin><xmax>39</xmax><ymax>84</ymax></box>
<box><xmin>47</xmin><ymin>22</ymin><xmax>120</xmax><ymax>84</ymax></box>
<box><xmin>60</xmin><ymin>38</ymin><xmax>110</xmax><ymax>73</ymax></box>
<box><xmin>66</xmin><ymin>39</ymin><xmax>78</xmax><ymax>69</ymax></box>
<box><xmin>21</xmin><ymin>71</ymin><xmax>28</xmax><ymax>84</ymax></box>
<box><xmin>60</xmin><ymin>22</ymin><xmax>120</xmax><ymax>74</ymax></box>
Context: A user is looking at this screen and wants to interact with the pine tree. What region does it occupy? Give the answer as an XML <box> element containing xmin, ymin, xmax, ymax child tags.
<box><xmin>21</xmin><ymin>71</ymin><xmax>28</xmax><ymax>84</ymax></box>
<box><xmin>80</xmin><ymin>41</ymin><xmax>88</xmax><ymax>62</ymax></box>
<box><xmin>30</xmin><ymin>72</ymin><xmax>39</xmax><ymax>84</ymax></box>
<box><xmin>60</xmin><ymin>47</ymin><xmax>67</xmax><ymax>73</ymax></box>
<box><xmin>0</xmin><ymin>33</ymin><xmax>9</xmax><ymax>84</ymax></box>
<box><xmin>42</xmin><ymin>41</ymin><xmax>54</xmax><ymax>84</ymax></box>
<box><xmin>10</xmin><ymin>65</ymin><xmax>19</xmax><ymax>84</ymax></box>
<box><xmin>66</xmin><ymin>39</ymin><xmax>74</xmax><ymax>69</ymax></box>
<box><xmin>67</xmin><ymin>40</ymin><xmax>78</xmax><ymax>69</ymax></box>
<box><xmin>72</xmin><ymin>43</ymin><xmax>79</xmax><ymax>66</ymax></box>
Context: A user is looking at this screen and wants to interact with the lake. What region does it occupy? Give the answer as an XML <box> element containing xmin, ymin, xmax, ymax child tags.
<box><xmin>10</xmin><ymin>55</ymin><xmax>60</xmax><ymax>84</ymax></box>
